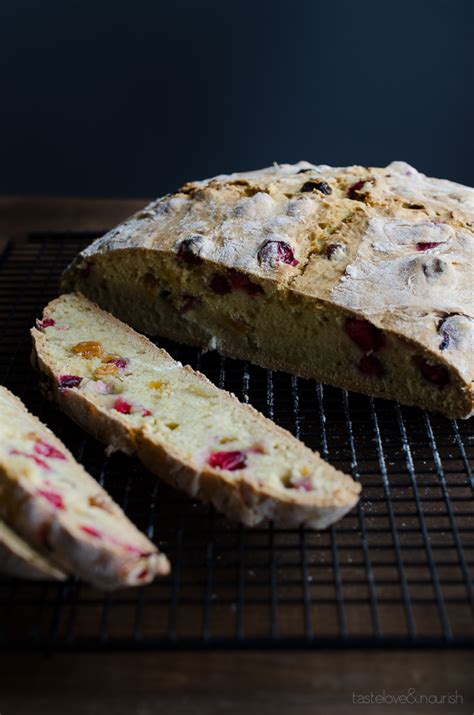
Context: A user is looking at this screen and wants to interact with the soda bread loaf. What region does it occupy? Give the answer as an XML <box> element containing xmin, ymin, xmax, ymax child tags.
<box><xmin>0</xmin><ymin>386</ymin><xmax>170</xmax><ymax>588</ymax></box>
<box><xmin>31</xmin><ymin>293</ymin><xmax>361</xmax><ymax>529</ymax></box>
<box><xmin>62</xmin><ymin>161</ymin><xmax>474</xmax><ymax>419</ymax></box>
<box><xmin>0</xmin><ymin>517</ymin><xmax>66</xmax><ymax>580</ymax></box>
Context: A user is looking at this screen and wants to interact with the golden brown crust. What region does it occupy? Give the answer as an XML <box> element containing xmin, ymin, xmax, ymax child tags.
<box><xmin>61</xmin><ymin>161</ymin><xmax>474</xmax><ymax>418</ymax></box>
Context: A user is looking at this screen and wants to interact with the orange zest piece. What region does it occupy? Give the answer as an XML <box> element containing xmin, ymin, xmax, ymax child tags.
<box><xmin>72</xmin><ymin>341</ymin><xmax>104</xmax><ymax>359</ymax></box>
<box><xmin>103</xmin><ymin>353</ymin><xmax>121</xmax><ymax>364</ymax></box>
<box><xmin>93</xmin><ymin>363</ymin><xmax>119</xmax><ymax>379</ymax></box>
<box><xmin>149</xmin><ymin>380</ymin><xmax>168</xmax><ymax>391</ymax></box>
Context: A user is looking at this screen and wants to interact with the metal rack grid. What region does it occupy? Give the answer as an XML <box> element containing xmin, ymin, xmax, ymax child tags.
<box><xmin>0</xmin><ymin>231</ymin><xmax>473</xmax><ymax>650</ymax></box>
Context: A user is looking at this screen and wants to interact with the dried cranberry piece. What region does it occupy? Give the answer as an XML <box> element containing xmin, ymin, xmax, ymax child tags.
<box><xmin>59</xmin><ymin>375</ymin><xmax>82</xmax><ymax>389</ymax></box>
<box><xmin>113</xmin><ymin>397</ymin><xmax>133</xmax><ymax>414</ymax></box>
<box><xmin>210</xmin><ymin>271</ymin><xmax>263</xmax><ymax>296</ymax></box>
<box><xmin>357</xmin><ymin>354</ymin><xmax>385</xmax><ymax>377</ymax></box>
<box><xmin>137</xmin><ymin>569</ymin><xmax>149</xmax><ymax>580</ymax></box>
<box><xmin>210</xmin><ymin>273</ymin><xmax>231</xmax><ymax>295</ymax></box>
<box><xmin>106</xmin><ymin>357</ymin><xmax>128</xmax><ymax>369</ymax></box>
<box><xmin>176</xmin><ymin>236</ymin><xmax>203</xmax><ymax>265</ymax></box>
<box><xmin>258</xmin><ymin>240</ymin><xmax>299</xmax><ymax>266</ymax></box>
<box><xmin>80</xmin><ymin>525</ymin><xmax>151</xmax><ymax>555</ymax></box>
<box><xmin>80</xmin><ymin>525</ymin><xmax>103</xmax><ymax>539</ymax></box>
<box><xmin>142</xmin><ymin>408</ymin><xmax>153</xmax><ymax>417</ymax></box>
<box><xmin>37</xmin><ymin>318</ymin><xmax>55</xmax><ymax>329</ymax></box>
<box><xmin>32</xmin><ymin>455</ymin><xmax>51</xmax><ymax>469</ymax></box>
<box><xmin>209</xmin><ymin>450</ymin><xmax>247</xmax><ymax>471</ymax></box>
<box><xmin>347</xmin><ymin>180</ymin><xmax>367</xmax><ymax>200</ymax></box>
<box><xmin>226</xmin><ymin>271</ymin><xmax>241</xmax><ymax>290</ymax></box>
<box><xmin>35</xmin><ymin>440</ymin><xmax>66</xmax><ymax>460</ymax></box>
<box><xmin>227</xmin><ymin>269</ymin><xmax>264</xmax><ymax>295</ymax></box>
<box><xmin>293</xmin><ymin>477</ymin><xmax>314</xmax><ymax>491</ymax></box>
<box><xmin>419</xmin><ymin>359</ymin><xmax>450</xmax><ymax>387</ymax></box>
<box><xmin>416</xmin><ymin>242</ymin><xmax>443</xmax><ymax>251</ymax></box>
<box><xmin>300</xmin><ymin>180</ymin><xmax>332</xmax><ymax>195</ymax></box>
<box><xmin>124</xmin><ymin>544</ymin><xmax>153</xmax><ymax>556</ymax></box>
<box><xmin>326</xmin><ymin>243</ymin><xmax>345</xmax><ymax>260</ymax></box>
<box><xmin>10</xmin><ymin>449</ymin><xmax>51</xmax><ymax>471</ymax></box>
<box><xmin>93</xmin><ymin>380</ymin><xmax>115</xmax><ymax>395</ymax></box>
<box><xmin>345</xmin><ymin>319</ymin><xmax>385</xmax><ymax>353</ymax></box>
<box><xmin>37</xmin><ymin>489</ymin><xmax>65</xmax><ymax>510</ymax></box>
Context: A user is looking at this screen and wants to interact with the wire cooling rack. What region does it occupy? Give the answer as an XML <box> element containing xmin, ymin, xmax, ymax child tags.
<box><xmin>0</xmin><ymin>231</ymin><xmax>473</xmax><ymax>650</ymax></box>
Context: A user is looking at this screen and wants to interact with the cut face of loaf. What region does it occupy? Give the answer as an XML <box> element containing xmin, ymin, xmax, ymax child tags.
<box><xmin>0</xmin><ymin>386</ymin><xmax>170</xmax><ymax>588</ymax></box>
<box><xmin>0</xmin><ymin>518</ymin><xmax>66</xmax><ymax>581</ymax></box>
<box><xmin>31</xmin><ymin>294</ymin><xmax>361</xmax><ymax>529</ymax></box>
<box><xmin>61</xmin><ymin>161</ymin><xmax>474</xmax><ymax>419</ymax></box>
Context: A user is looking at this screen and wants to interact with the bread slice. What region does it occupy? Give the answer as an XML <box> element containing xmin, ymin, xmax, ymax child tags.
<box><xmin>0</xmin><ymin>517</ymin><xmax>66</xmax><ymax>581</ymax></box>
<box><xmin>61</xmin><ymin>161</ymin><xmax>474</xmax><ymax>419</ymax></box>
<box><xmin>31</xmin><ymin>293</ymin><xmax>360</xmax><ymax>529</ymax></box>
<box><xmin>0</xmin><ymin>386</ymin><xmax>170</xmax><ymax>588</ymax></box>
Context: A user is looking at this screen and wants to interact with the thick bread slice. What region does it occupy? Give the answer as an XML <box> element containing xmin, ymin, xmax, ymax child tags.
<box><xmin>0</xmin><ymin>386</ymin><xmax>170</xmax><ymax>588</ymax></box>
<box><xmin>31</xmin><ymin>293</ymin><xmax>360</xmax><ymax>529</ymax></box>
<box><xmin>61</xmin><ymin>161</ymin><xmax>474</xmax><ymax>419</ymax></box>
<box><xmin>0</xmin><ymin>518</ymin><xmax>66</xmax><ymax>581</ymax></box>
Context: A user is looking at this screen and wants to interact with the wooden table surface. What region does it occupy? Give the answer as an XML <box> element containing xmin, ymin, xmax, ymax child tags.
<box><xmin>1</xmin><ymin>649</ymin><xmax>472</xmax><ymax>715</ymax></box>
<box><xmin>0</xmin><ymin>196</ymin><xmax>472</xmax><ymax>715</ymax></box>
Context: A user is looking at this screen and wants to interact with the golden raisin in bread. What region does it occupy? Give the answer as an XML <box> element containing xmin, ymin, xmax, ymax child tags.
<box><xmin>0</xmin><ymin>517</ymin><xmax>66</xmax><ymax>581</ymax></box>
<box><xmin>61</xmin><ymin>161</ymin><xmax>474</xmax><ymax>419</ymax></box>
<box><xmin>0</xmin><ymin>386</ymin><xmax>170</xmax><ymax>588</ymax></box>
<box><xmin>31</xmin><ymin>294</ymin><xmax>360</xmax><ymax>529</ymax></box>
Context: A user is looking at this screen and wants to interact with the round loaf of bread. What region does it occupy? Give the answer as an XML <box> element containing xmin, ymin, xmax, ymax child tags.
<box><xmin>62</xmin><ymin>161</ymin><xmax>474</xmax><ymax>418</ymax></box>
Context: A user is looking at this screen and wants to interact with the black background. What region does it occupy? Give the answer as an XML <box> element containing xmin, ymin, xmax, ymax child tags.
<box><xmin>1</xmin><ymin>0</ymin><xmax>472</xmax><ymax>197</ymax></box>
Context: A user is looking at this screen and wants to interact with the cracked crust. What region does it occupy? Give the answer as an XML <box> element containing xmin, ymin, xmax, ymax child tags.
<box><xmin>63</xmin><ymin>162</ymin><xmax>474</xmax><ymax>417</ymax></box>
<box><xmin>61</xmin><ymin>161</ymin><xmax>474</xmax><ymax>419</ymax></box>
<box><xmin>31</xmin><ymin>294</ymin><xmax>360</xmax><ymax>529</ymax></box>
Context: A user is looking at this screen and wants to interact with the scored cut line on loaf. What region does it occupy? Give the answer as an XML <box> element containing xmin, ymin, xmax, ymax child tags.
<box><xmin>31</xmin><ymin>293</ymin><xmax>360</xmax><ymax>529</ymax></box>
